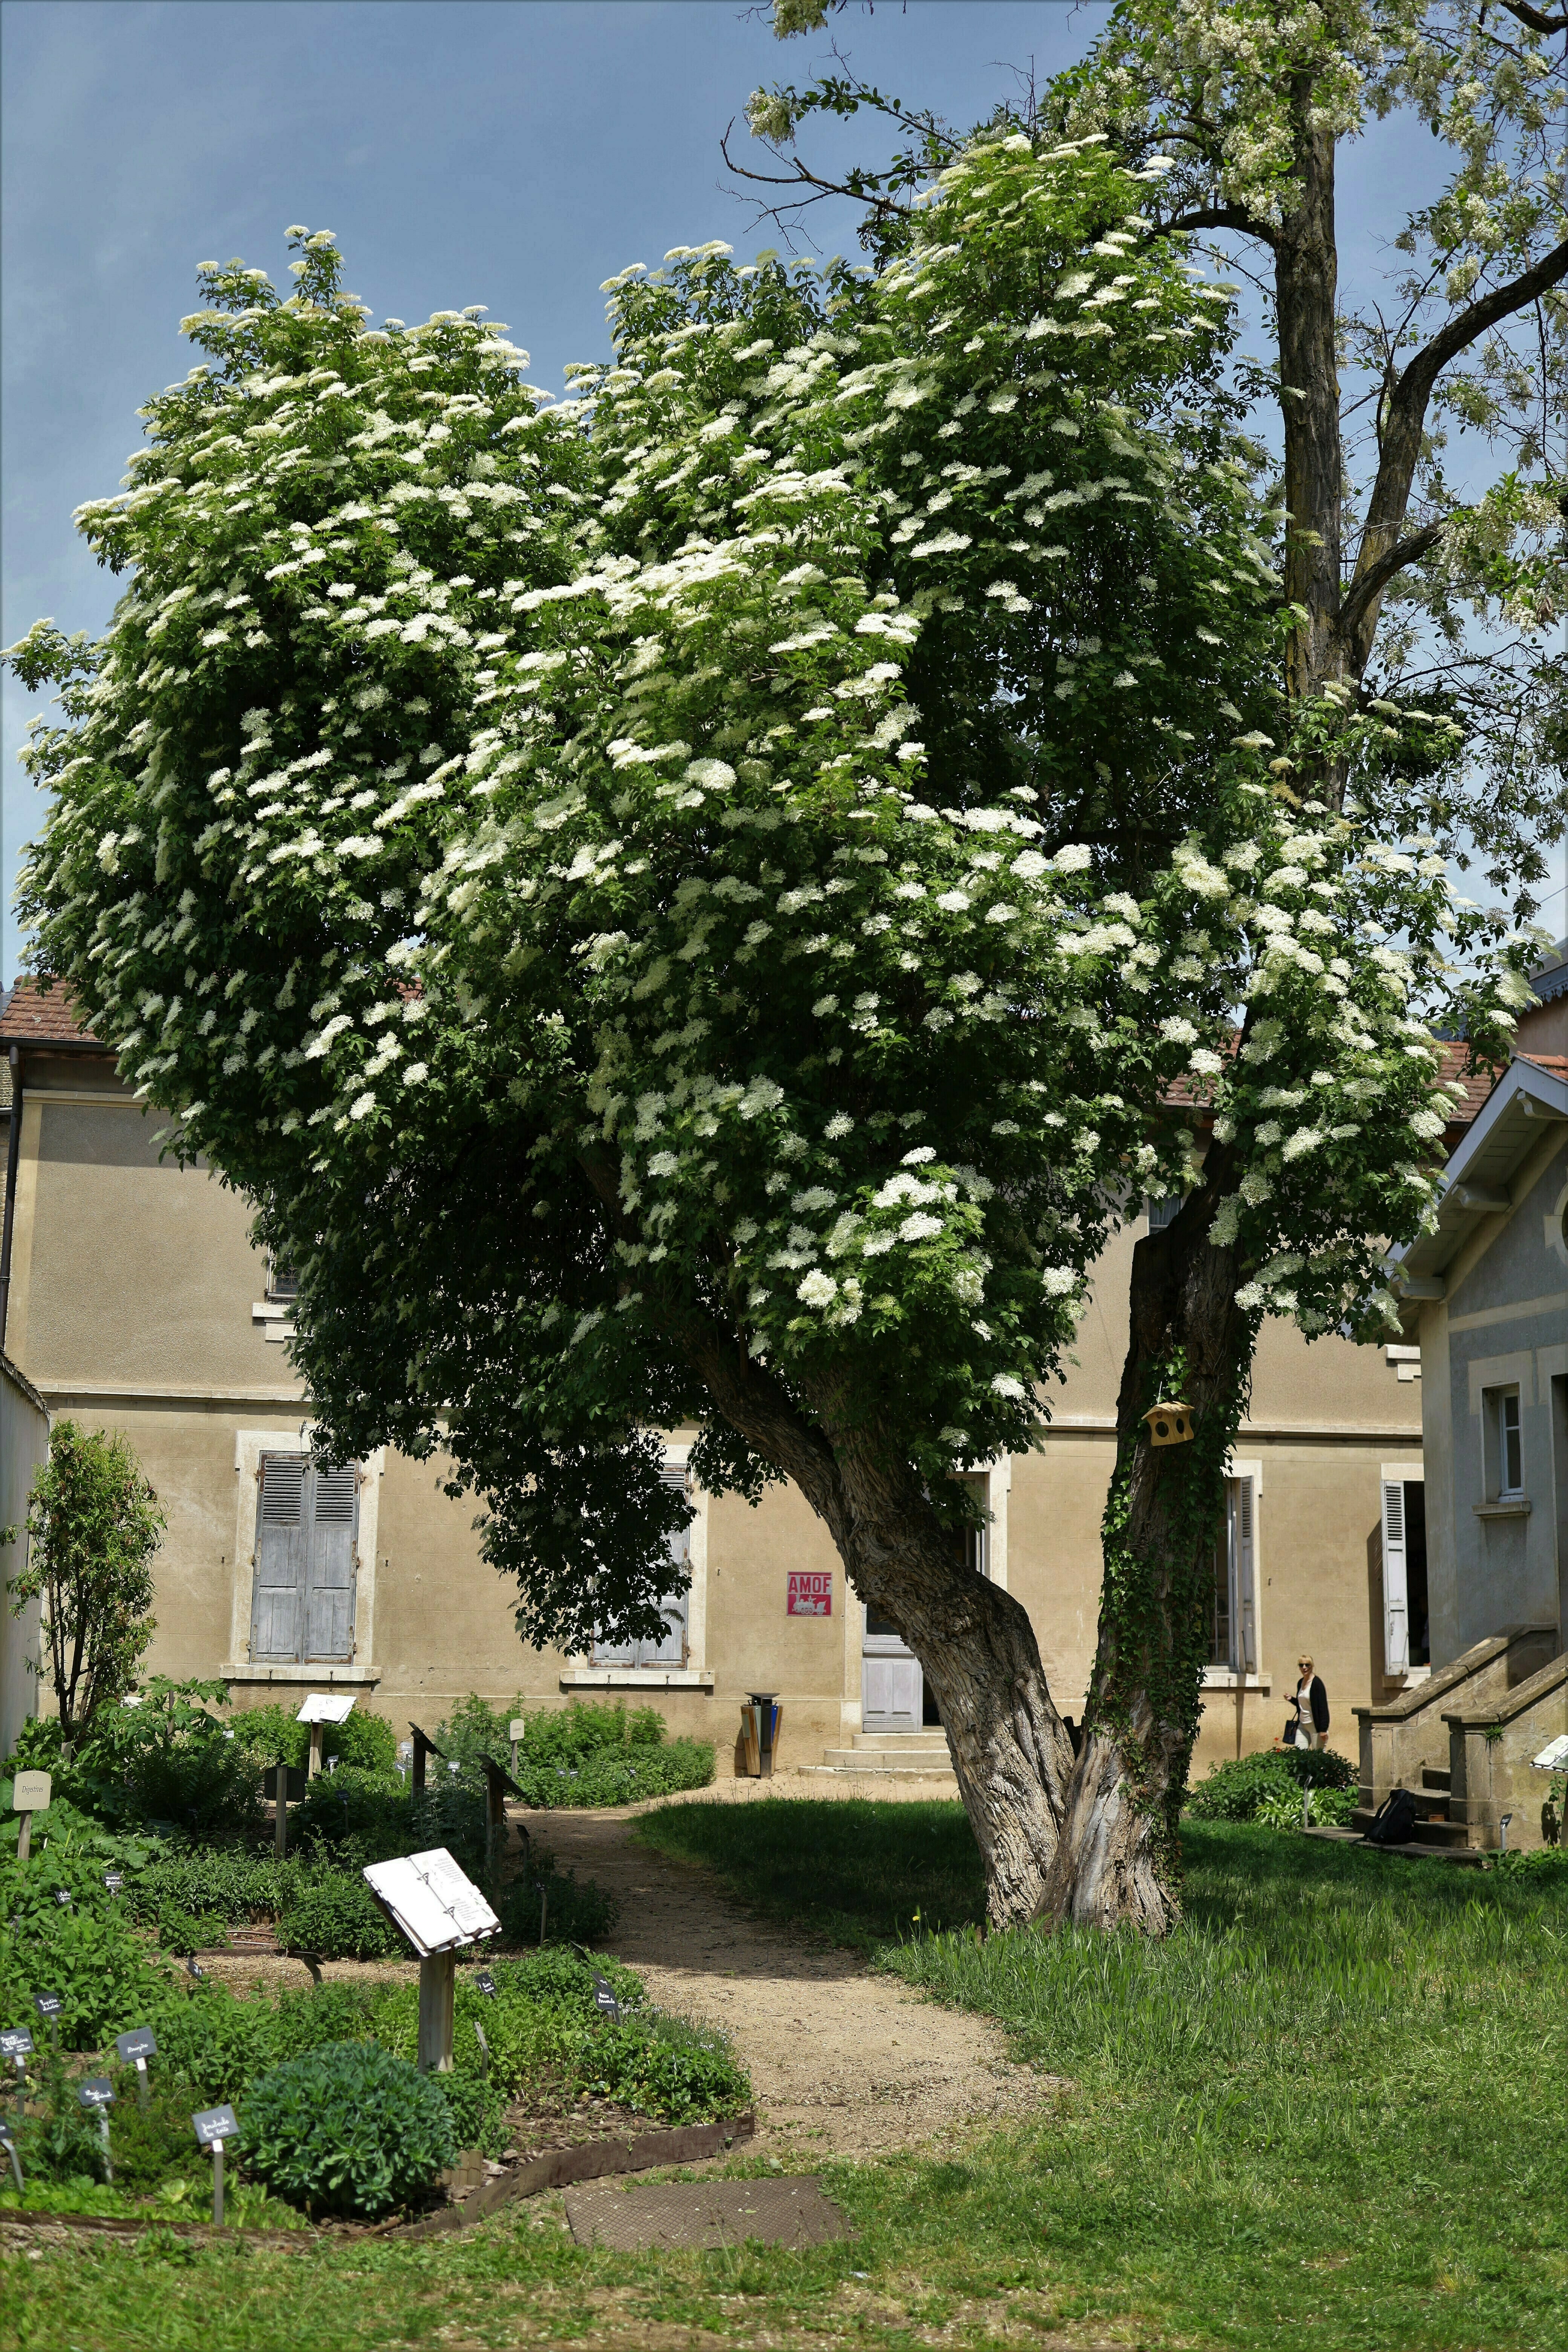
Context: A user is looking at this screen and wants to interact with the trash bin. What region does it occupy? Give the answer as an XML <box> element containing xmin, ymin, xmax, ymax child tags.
<box><xmin>741</xmin><ymin>1693</ymin><xmax>782</xmax><ymax>1778</ymax></box>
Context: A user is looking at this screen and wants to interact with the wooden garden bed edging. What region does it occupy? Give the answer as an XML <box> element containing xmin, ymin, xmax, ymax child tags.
<box><xmin>397</xmin><ymin>2110</ymin><xmax>758</xmax><ymax>2239</ymax></box>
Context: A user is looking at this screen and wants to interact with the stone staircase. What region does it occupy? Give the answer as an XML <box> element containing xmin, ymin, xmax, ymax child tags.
<box><xmin>797</xmin><ymin>1730</ymin><xmax>959</xmax><ymax>1790</ymax></box>
<box><xmin>1351</xmin><ymin>1623</ymin><xmax>1566</xmax><ymax>1854</ymax></box>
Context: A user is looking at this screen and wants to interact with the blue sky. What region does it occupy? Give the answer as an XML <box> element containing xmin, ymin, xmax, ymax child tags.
<box><xmin>3</xmin><ymin>2</ymin><xmax>1557</xmax><ymax>983</ymax></box>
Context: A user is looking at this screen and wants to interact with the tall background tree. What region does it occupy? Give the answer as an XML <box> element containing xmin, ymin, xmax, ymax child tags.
<box><xmin>743</xmin><ymin>0</ymin><xmax>1565</xmax><ymax>1923</ymax></box>
<box><xmin>3</xmin><ymin>1421</ymin><xmax>164</xmax><ymax>1745</ymax></box>
<box><xmin>6</xmin><ymin>155</ymin><xmax>1527</xmax><ymax>1927</ymax></box>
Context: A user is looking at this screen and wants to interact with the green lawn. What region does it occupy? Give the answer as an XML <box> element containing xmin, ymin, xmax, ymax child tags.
<box><xmin>6</xmin><ymin>1802</ymin><xmax>1565</xmax><ymax>2351</ymax></box>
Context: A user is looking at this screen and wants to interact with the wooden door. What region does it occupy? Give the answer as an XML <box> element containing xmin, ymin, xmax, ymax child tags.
<box><xmin>862</xmin><ymin>1606</ymin><xmax>922</xmax><ymax>1732</ymax></box>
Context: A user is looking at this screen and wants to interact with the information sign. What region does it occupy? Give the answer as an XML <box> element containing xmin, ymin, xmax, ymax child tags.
<box><xmin>193</xmin><ymin>2103</ymin><xmax>238</xmax><ymax>2148</ymax></box>
<box><xmin>1532</xmin><ymin>1733</ymin><xmax>1568</xmax><ymax>1772</ymax></box>
<box><xmin>11</xmin><ymin>1770</ymin><xmax>51</xmax><ymax>1812</ymax></box>
<box><xmin>363</xmin><ymin>1848</ymin><xmax>500</xmax><ymax>1958</ymax></box>
<box><xmin>296</xmin><ymin>1692</ymin><xmax>357</xmax><ymax>1725</ymax></box>
<box><xmin>103</xmin><ymin>1872</ymin><xmax>124</xmax><ymax>1896</ymax></box>
<box><xmin>786</xmin><ymin>1571</ymin><xmax>833</xmax><ymax>1618</ymax></box>
<box><xmin>77</xmin><ymin>2077</ymin><xmax>115</xmax><ymax>2109</ymax></box>
<box><xmin>591</xmin><ymin>1971</ymin><xmax>622</xmax><ymax>2021</ymax></box>
<box><xmin>54</xmin><ymin>1888</ymin><xmax>72</xmax><ymax>1907</ymax></box>
<box><xmin>33</xmin><ymin>1992</ymin><xmax>63</xmax><ymax>2021</ymax></box>
<box><xmin>0</xmin><ymin>2026</ymin><xmax>32</xmax><ymax>2064</ymax></box>
<box><xmin>115</xmin><ymin>2027</ymin><xmax>157</xmax><ymax>2065</ymax></box>
<box><xmin>474</xmin><ymin>1971</ymin><xmax>498</xmax><ymax>1998</ymax></box>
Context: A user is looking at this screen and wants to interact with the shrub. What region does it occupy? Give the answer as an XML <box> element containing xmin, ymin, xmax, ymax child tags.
<box><xmin>499</xmin><ymin>1850</ymin><xmax>619</xmax><ymax>1947</ymax></box>
<box><xmin>516</xmin><ymin>1729</ymin><xmax>714</xmax><ymax>1810</ymax></box>
<box><xmin>277</xmin><ymin>1873</ymin><xmax>401</xmax><ymax>1961</ymax></box>
<box><xmin>230</xmin><ymin>1702</ymin><xmax>396</xmax><ymax>1778</ymax></box>
<box><xmin>585</xmin><ymin>2009</ymin><xmax>753</xmax><ymax>2123</ymax></box>
<box><xmin>16</xmin><ymin>2049</ymin><xmax>114</xmax><ymax>2185</ymax></box>
<box><xmin>1185</xmin><ymin>1744</ymin><xmax>1356</xmax><ymax>1822</ymax></box>
<box><xmin>1495</xmin><ymin>1844</ymin><xmax>1568</xmax><ymax>1879</ymax></box>
<box><xmin>0</xmin><ymin>1869</ymin><xmax>171</xmax><ymax>2048</ymax></box>
<box><xmin>237</xmin><ymin>2041</ymin><xmax>455</xmax><ymax>2218</ymax></box>
<box><xmin>1252</xmin><ymin>1781</ymin><xmax>1357</xmax><ymax>1831</ymax></box>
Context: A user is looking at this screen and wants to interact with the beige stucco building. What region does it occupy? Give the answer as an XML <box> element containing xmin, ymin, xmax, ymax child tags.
<box><xmin>1</xmin><ymin>978</ymin><xmax>1451</xmax><ymax>1784</ymax></box>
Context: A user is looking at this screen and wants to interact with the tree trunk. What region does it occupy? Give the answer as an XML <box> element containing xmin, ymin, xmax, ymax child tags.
<box><xmin>1276</xmin><ymin>81</ymin><xmax>1345</xmax><ymax>704</ymax></box>
<box><xmin>825</xmin><ymin>1421</ymin><xmax>1077</xmax><ymax>1927</ymax></box>
<box><xmin>1038</xmin><ymin>1166</ymin><xmax>1255</xmax><ymax>1932</ymax></box>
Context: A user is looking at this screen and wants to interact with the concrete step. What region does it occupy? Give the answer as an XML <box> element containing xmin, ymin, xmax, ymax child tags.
<box><xmin>850</xmin><ymin>1732</ymin><xmax>952</xmax><ymax>1753</ymax></box>
<box><xmin>1421</xmin><ymin>1766</ymin><xmax>1452</xmax><ymax>1793</ymax></box>
<box><xmin>811</xmin><ymin>1752</ymin><xmax>959</xmax><ymax>1777</ymax></box>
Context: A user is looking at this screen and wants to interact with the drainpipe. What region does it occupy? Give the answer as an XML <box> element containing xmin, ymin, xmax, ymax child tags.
<box><xmin>0</xmin><ymin>1046</ymin><xmax>21</xmax><ymax>1352</ymax></box>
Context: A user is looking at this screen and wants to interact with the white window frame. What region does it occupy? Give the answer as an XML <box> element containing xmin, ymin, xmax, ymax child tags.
<box><xmin>224</xmin><ymin>1427</ymin><xmax>385</xmax><ymax>1684</ymax></box>
<box><xmin>561</xmin><ymin>1439</ymin><xmax>714</xmax><ymax>1690</ymax></box>
<box><xmin>1484</xmin><ymin>1384</ymin><xmax>1525</xmax><ymax>1501</ymax></box>
<box><xmin>1379</xmin><ymin>1458</ymin><xmax>1425</xmax><ymax>1681</ymax></box>
<box><xmin>1202</xmin><ymin>1457</ymin><xmax>1266</xmax><ymax>1690</ymax></box>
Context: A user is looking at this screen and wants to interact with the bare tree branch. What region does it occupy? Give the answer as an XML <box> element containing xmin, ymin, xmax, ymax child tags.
<box><xmin>1337</xmin><ymin>520</ymin><xmax>1449</xmax><ymax>642</ymax></box>
<box><xmin>1498</xmin><ymin>0</ymin><xmax>1568</xmax><ymax>32</ymax></box>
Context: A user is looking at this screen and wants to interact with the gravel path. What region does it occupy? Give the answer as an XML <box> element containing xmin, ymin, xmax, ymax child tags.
<box><xmin>539</xmin><ymin>1793</ymin><xmax>1057</xmax><ymax>2164</ymax></box>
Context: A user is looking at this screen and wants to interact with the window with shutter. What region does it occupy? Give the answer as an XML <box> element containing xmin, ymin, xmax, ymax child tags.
<box><xmin>305</xmin><ymin>1465</ymin><xmax>358</xmax><ymax>1662</ymax></box>
<box><xmin>1233</xmin><ymin>1477</ymin><xmax>1257</xmax><ymax>1674</ymax></box>
<box><xmin>249</xmin><ymin>1455</ymin><xmax>358</xmax><ymax>1665</ymax></box>
<box><xmin>1381</xmin><ymin>1479</ymin><xmax>1409</xmax><ymax>1675</ymax></box>
<box><xmin>590</xmin><ymin>1468</ymin><xmax>691</xmax><ymax>1668</ymax></box>
<box><xmin>251</xmin><ymin>1456</ymin><xmax>307</xmax><ymax>1661</ymax></box>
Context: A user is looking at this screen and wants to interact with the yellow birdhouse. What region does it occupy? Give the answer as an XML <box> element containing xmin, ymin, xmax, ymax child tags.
<box><xmin>1144</xmin><ymin>1402</ymin><xmax>1195</xmax><ymax>1447</ymax></box>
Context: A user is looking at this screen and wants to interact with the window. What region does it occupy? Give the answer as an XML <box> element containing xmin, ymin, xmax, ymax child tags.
<box><xmin>590</xmin><ymin>1470</ymin><xmax>690</xmax><ymax>1668</ymax></box>
<box><xmin>250</xmin><ymin>1455</ymin><xmax>358</xmax><ymax>1663</ymax></box>
<box><xmin>1146</xmin><ymin>1194</ymin><xmax>1182</xmax><ymax>1232</ymax></box>
<box><xmin>951</xmin><ymin>1470</ymin><xmax>989</xmax><ymax>1578</ymax></box>
<box><xmin>1485</xmin><ymin>1386</ymin><xmax>1524</xmax><ymax>1499</ymax></box>
<box><xmin>1208</xmin><ymin>1477</ymin><xmax>1257</xmax><ymax>1673</ymax></box>
<box><xmin>267</xmin><ymin>1262</ymin><xmax>299</xmax><ymax>1303</ymax></box>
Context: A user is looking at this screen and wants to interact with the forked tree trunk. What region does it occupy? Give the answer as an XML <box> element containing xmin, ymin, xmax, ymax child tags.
<box><xmin>1037</xmin><ymin>1167</ymin><xmax>1256</xmax><ymax>1932</ymax></box>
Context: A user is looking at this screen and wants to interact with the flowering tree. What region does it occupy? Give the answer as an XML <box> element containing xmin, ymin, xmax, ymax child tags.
<box><xmin>743</xmin><ymin>0</ymin><xmax>1563</xmax><ymax>1923</ymax></box>
<box><xmin>6</xmin><ymin>146</ymin><xmax>1527</xmax><ymax>1929</ymax></box>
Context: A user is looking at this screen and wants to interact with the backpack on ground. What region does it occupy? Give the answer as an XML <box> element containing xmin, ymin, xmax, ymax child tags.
<box><xmin>1365</xmin><ymin>1788</ymin><xmax>1419</xmax><ymax>1847</ymax></box>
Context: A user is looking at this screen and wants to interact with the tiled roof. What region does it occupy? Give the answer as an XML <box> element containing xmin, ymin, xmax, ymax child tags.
<box><xmin>0</xmin><ymin>977</ymin><xmax>103</xmax><ymax>1049</ymax></box>
<box><xmin>1519</xmin><ymin>1052</ymin><xmax>1568</xmax><ymax>1080</ymax></box>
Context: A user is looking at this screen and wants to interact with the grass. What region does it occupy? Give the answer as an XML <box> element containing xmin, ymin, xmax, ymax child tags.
<box><xmin>6</xmin><ymin>1800</ymin><xmax>1565</xmax><ymax>2351</ymax></box>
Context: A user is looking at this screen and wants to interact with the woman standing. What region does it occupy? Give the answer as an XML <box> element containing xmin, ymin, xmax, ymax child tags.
<box><xmin>1292</xmin><ymin>1655</ymin><xmax>1329</xmax><ymax>1749</ymax></box>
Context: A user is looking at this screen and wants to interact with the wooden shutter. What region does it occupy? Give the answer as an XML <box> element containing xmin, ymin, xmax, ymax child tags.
<box><xmin>1233</xmin><ymin>1477</ymin><xmax>1257</xmax><ymax>1675</ymax></box>
<box><xmin>1381</xmin><ymin>1480</ymin><xmax>1409</xmax><ymax>1676</ymax></box>
<box><xmin>304</xmin><ymin>1465</ymin><xmax>358</xmax><ymax>1662</ymax></box>
<box><xmin>251</xmin><ymin>1455</ymin><xmax>307</xmax><ymax>1661</ymax></box>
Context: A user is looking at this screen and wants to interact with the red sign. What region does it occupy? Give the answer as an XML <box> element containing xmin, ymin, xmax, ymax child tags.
<box><xmin>787</xmin><ymin>1571</ymin><xmax>833</xmax><ymax>1618</ymax></box>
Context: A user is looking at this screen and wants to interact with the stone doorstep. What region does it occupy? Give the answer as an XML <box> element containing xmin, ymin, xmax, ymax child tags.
<box><xmin>799</xmin><ymin>1760</ymin><xmax>959</xmax><ymax>1781</ymax></box>
<box><xmin>1304</xmin><ymin>1825</ymin><xmax>1487</xmax><ymax>1868</ymax></box>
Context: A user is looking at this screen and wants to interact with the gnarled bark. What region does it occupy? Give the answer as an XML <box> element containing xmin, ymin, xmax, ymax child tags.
<box><xmin>1037</xmin><ymin>1162</ymin><xmax>1253</xmax><ymax>1932</ymax></box>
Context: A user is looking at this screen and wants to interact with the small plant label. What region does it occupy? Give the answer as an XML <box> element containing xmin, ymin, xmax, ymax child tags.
<box><xmin>591</xmin><ymin>1972</ymin><xmax>622</xmax><ymax>2021</ymax></box>
<box><xmin>11</xmin><ymin>1770</ymin><xmax>51</xmax><ymax>1812</ymax></box>
<box><xmin>192</xmin><ymin>2103</ymin><xmax>238</xmax><ymax>2148</ymax></box>
<box><xmin>77</xmin><ymin>2077</ymin><xmax>115</xmax><ymax>2108</ymax></box>
<box><xmin>104</xmin><ymin>1871</ymin><xmax>124</xmax><ymax>1895</ymax></box>
<box><xmin>474</xmin><ymin>1971</ymin><xmax>498</xmax><ymax>1998</ymax></box>
<box><xmin>115</xmin><ymin>2027</ymin><xmax>157</xmax><ymax>2065</ymax></box>
<box><xmin>33</xmin><ymin>1993</ymin><xmax>63</xmax><ymax>2021</ymax></box>
<box><xmin>187</xmin><ymin>1958</ymin><xmax>206</xmax><ymax>1979</ymax></box>
<box><xmin>54</xmin><ymin>1888</ymin><xmax>73</xmax><ymax>1907</ymax></box>
<box><xmin>0</xmin><ymin>2027</ymin><xmax>33</xmax><ymax>2061</ymax></box>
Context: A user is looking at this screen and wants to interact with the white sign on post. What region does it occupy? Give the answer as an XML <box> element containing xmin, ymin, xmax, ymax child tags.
<box><xmin>363</xmin><ymin>1848</ymin><xmax>499</xmax><ymax>2077</ymax></box>
<box><xmin>362</xmin><ymin>1848</ymin><xmax>498</xmax><ymax>1957</ymax></box>
<box><xmin>1532</xmin><ymin>1733</ymin><xmax>1568</xmax><ymax>1772</ymax></box>
<box><xmin>296</xmin><ymin>1693</ymin><xmax>357</xmax><ymax>1726</ymax></box>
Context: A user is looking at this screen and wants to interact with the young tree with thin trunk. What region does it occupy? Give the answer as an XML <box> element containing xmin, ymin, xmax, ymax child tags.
<box><xmin>6</xmin><ymin>162</ymin><xmax>1528</xmax><ymax>1926</ymax></box>
<box><xmin>743</xmin><ymin>0</ymin><xmax>1565</xmax><ymax>1927</ymax></box>
<box><xmin>2</xmin><ymin>1420</ymin><xmax>164</xmax><ymax>1744</ymax></box>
